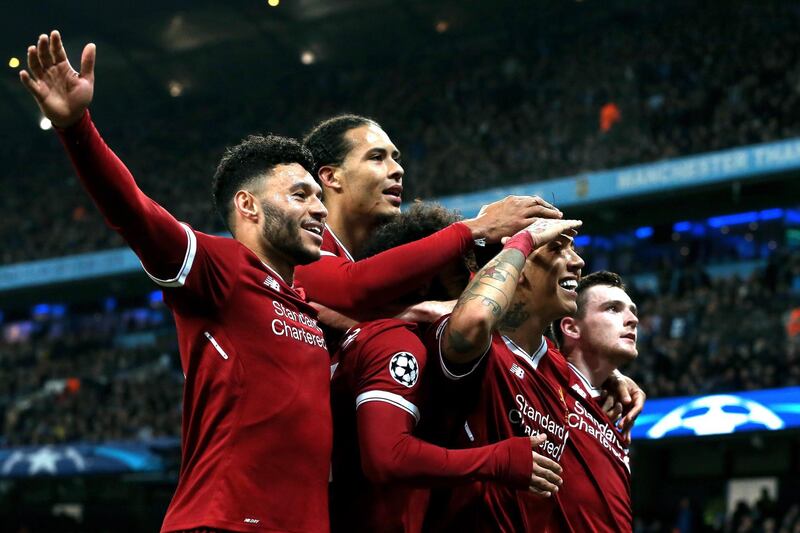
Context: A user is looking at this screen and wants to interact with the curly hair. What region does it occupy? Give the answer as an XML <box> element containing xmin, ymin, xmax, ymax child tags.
<box><xmin>358</xmin><ymin>202</ymin><xmax>476</xmax><ymax>301</ymax></box>
<box><xmin>212</xmin><ymin>134</ymin><xmax>314</xmax><ymax>234</ymax></box>
<box><xmin>551</xmin><ymin>270</ymin><xmax>627</xmax><ymax>347</ymax></box>
<box><xmin>302</xmin><ymin>114</ymin><xmax>380</xmax><ymax>180</ymax></box>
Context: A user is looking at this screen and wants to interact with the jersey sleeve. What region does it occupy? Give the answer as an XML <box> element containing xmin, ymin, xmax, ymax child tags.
<box><xmin>352</xmin><ymin>325</ymin><xmax>428</xmax><ymax>424</ymax></box>
<box><xmin>294</xmin><ymin>223</ymin><xmax>474</xmax><ymax>314</ymax></box>
<box><xmin>56</xmin><ymin>111</ymin><xmax>236</xmax><ymax>305</ymax></box>
<box><xmin>427</xmin><ymin>315</ymin><xmax>491</xmax><ymax>382</ymax></box>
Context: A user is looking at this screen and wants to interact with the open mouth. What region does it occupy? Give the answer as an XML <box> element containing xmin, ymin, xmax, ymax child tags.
<box><xmin>383</xmin><ymin>185</ymin><xmax>403</xmax><ymax>205</ymax></box>
<box><xmin>301</xmin><ymin>222</ymin><xmax>324</xmax><ymax>242</ymax></box>
<box><xmin>558</xmin><ymin>278</ymin><xmax>578</xmax><ymax>293</ymax></box>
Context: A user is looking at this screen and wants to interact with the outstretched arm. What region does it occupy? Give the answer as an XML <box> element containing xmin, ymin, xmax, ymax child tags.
<box><xmin>295</xmin><ymin>196</ymin><xmax>563</xmax><ymax>314</ymax></box>
<box><xmin>20</xmin><ymin>31</ymin><xmax>190</xmax><ymax>282</ymax></box>
<box><xmin>442</xmin><ymin>218</ymin><xmax>583</xmax><ymax>365</ymax></box>
<box><xmin>358</xmin><ymin>403</ymin><xmax>562</xmax><ymax>497</ymax></box>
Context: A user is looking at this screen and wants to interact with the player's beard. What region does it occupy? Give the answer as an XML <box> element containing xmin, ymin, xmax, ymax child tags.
<box><xmin>260</xmin><ymin>199</ymin><xmax>319</xmax><ymax>266</ymax></box>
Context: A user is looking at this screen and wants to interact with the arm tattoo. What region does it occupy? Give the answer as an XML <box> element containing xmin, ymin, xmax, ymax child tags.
<box><xmin>454</xmin><ymin>249</ymin><xmax>526</xmax><ymax>325</ymax></box>
<box><xmin>447</xmin><ymin>328</ymin><xmax>476</xmax><ymax>354</ymax></box>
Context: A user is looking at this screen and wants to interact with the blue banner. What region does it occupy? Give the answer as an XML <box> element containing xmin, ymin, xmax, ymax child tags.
<box><xmin>0</xmin><ymin>440</ymin><xmax>177</xmax><ymax>478</ymax></box>
<box><xmin>631</xmin><ymin>386</ymin><xmax>800</xmax><ymax>440</ymax></box>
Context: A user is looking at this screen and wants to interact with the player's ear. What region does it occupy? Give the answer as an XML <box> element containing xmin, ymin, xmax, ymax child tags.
<box><xmin>233</xmin><ymin>190</ymin><xmax>259</xmax><ymax>223</ymax></box>
<box><xmin>318</xmin><ymin>165</ymin><xmax>343</xmax><ymax>192</ymax></box>
<box><xmin>560</xmin><ymin>317</ymin><xmax>580</xmax><ymax>341</ymax></box>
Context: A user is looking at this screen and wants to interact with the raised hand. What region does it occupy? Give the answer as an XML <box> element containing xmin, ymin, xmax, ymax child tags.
<box><xmin>464</xmin><ymin>195</ymin><xmax>563</xmax><ymax>243</ymax></box>
<box><xmin>527</xmin><ymin>434</ymin><xmax>563</xmax><ymax>497</ymax></box>
<box><xmin>19</xmin><ymin>30</ymin><xmax>95</xmax><ymax>128</ymax></box>
<box><xmin>521</xmin><ymin>218</ymin><xmax>582</xmax><ymax>249</ymax></box>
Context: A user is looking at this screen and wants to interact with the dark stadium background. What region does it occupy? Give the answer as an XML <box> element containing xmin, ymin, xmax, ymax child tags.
<box><xmin>2</xmin><ymin>0</ymin><xmax>799</xmax><ymax>531</ymax></box>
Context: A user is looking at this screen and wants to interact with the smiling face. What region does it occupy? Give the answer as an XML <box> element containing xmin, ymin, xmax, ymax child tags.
<box><xmin>336</xmin><ymin>123</ymin><xmax>404</xmax><ymax>222</ymax></box>
<box><xmin>257</xmin><ymin>163</ymin><xmax>327</xmax><ymax>266</ymax></box>
<box><xmin>575</xmin><ymin>284</ymin><xmax>639</xmax><ymax>363</ymax></box>
<box><xmin>519</xmin><ymin>235</ymin><xmax>586</xmax><ymax>324</ymax></box>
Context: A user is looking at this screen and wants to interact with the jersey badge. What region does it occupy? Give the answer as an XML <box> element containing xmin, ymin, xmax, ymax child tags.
<box><xmin>389</xmin><ymin>352</ymin><xmax>419</xmax><ymax>388</ymax></box>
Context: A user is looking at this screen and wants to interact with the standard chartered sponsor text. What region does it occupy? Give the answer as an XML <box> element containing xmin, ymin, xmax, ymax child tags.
<box><xmin>509</xmin><ymin>394</ymin><xmax>568</xmax><ymax>460</ymax></box>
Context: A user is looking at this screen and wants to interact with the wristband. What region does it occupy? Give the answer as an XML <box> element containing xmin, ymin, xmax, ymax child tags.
<box><xmin>503</xmin><ymin>231</ymin><xmax>535</xmax><ymax>257</ymax></box>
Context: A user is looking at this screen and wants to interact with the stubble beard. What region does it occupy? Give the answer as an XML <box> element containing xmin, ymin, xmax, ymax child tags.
<box><xmin>260</xmin><ymin>199</ymin><xmax>319</xmax><ymax>266</ymax></box>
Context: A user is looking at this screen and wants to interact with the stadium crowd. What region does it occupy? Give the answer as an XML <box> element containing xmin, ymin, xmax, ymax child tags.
<box><xmin>2</xmin><ymin>243</ymin><xmax>798</xmax><ymax>446</ymax></box>
<box><xmin>2</xmin><ymin>0</ymin><xmax>799</xmax><ymax>263</ymax></box>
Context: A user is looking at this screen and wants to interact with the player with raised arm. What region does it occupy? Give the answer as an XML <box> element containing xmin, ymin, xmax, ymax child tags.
<box><xmin>549</xmin><ymin>271</ymin><xmax>640</xmax><ymax>532</ymax></box>
<box><xmin>424</xmin><ymin>217</ymin><xmax>585</xmax><ymax>532</ymax></box>
<box><xmin>21</xmin><ymin>31</ymin><xmax>332</xmax><ymax>533</ymax></box>
<box><xmin>329</xmin><ymin>204</ymin><xmax>565</xmax><ymax>533</ymax></box>
<box><xmin>296</xmin><ymin>114</ymin><xmax>563</xmax><ymax>319</ymax></box>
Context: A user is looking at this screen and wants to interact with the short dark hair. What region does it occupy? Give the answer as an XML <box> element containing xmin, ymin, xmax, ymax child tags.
<box><xmin>551</xmin><ymin>271</ymin><xmax>627</xmax><ymax>347</ymax></box>
<box><xmin>357</xmin><ymin>202</ymin><xmax>476</xmax><ymax>301</ymax></box>
<box><xmin>303</xmin><ymin>114</ymin><xmax>380</xmax><ymax>180</ymax></box>
<box><xmin>212</xmin><ymin>134</ymin><xmax>314</xmax><ymax>233</ymax></box>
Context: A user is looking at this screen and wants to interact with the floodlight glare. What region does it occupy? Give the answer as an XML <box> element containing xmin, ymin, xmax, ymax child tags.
<box><xmin>8</xmin><ymin>57</ymin><xmax>20</xmax><ymax>68</ymax></box>
<box><xmin>39</xmin><ymin>117</ymin><xmax>52</xmax><ymax>130</ymax></box>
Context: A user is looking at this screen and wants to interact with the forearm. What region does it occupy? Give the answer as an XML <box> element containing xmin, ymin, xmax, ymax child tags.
<box><xmin>444</xmin><ymin>247</ymin><xmax>527</xmax><ymax>363</ymax></box>
<box><xmin>358</xmin><ymin>406</ymin><xmax>530</xmax><ymax>488</ymax></box>
<box><xmin>57</xmin><ymin>111</ymin><xmax>187</xmax><ymax>277</ymax></box>
<box><xmin>297</xmin><ymin>223</ymin><xmax>474</xmax><ymax>312</ymax></box>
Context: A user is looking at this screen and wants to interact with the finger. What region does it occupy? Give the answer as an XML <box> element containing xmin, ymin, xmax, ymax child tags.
<box><xmin>27</xmin><ymin>45</ymin><xmax>45</xmax><ymax>80</ymax></box>
<box><xmin>19</xmin><ymin>70</ymin><xmax>46</xmax><ymax>102</ymax></box>
<box><xmin>529</xmin><ymin>474</ymin><xmax>560</xmax><ymax>494</ymax></box>
<box><xmin>50</xmin><ymin>30</ymin><xmax>68</xmax><ymax>64</ymax></box>
<box><xmin>622</xmin><ymin>428</ymin><xmax>632</xmax><ymax>446</ymax></box>
<box><xmin>80</xmin><ymin>43</ymin><xmax>96</xmax><ymax>84</ymax></box>
<box><xmin>531</xmin><ymin>196</ymin><xmax>560</xmax><ymax>214</ymax></box>
<box><xmin>532</xmin><ymin>452</ymin><xmax>563</xmax><ymax>475</ymax></box>
<box><xmin>500</xmin><ymin>236</ymin><xmax>510</xmax><ymax>245</ymax></box>
<box><xmin>529</xmin><ymin>433</ymin><xmax>547</xmax><ymax>448</ymax></box>
<box><xmin>37</xmin><ymin>34</ymin><xmax>53</xmax><ymax>69</ymax></box>
<box><xmin>601</xmin><ymin>394</ymin><xmax>615</xmax><ymax>415</ymax></box>
<box><xmin>532</xmin><ymin>463</ymin><xmax>563</xmax><ymax>486</ymax></box>
<box><xmin>528</xmin><ymin>487</ymin><xmax>553</xmax><ymax>498</ymax></box>
<box><xmin>612</xmin><ymin>402</ymin><xmax>623</xmax><ymax>422</ymax></box>
<box><xmin>524</xmin><ymin>204</ymin><xmax>562</xmax><ymax>220</ymax></box>
<box><xmin>619</xmin><ymin>382</ymin><xmax>633</xmax><ymax>405</ymax></box>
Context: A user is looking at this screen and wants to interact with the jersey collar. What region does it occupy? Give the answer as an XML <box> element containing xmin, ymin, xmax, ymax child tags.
<box><xmin>501</xmin><ymin>335</ymin><xmax>548</xmax><ymax>370</ymax></box>
<box><xmin>567</xmin><ymin>362</ymin><xmax>602</xmax><ymax>398</ymax></box>
<box><xmin>325</xmin><ymin>224</ymin><xmax>355</xmax><ymax>262</ymax></box>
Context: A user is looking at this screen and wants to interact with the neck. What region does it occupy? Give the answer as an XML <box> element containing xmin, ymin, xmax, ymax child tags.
<box><xmin>237</xmin><ymin>230</ymin><xmax>295</xmax><ymax>285</ymax></box>
<box><xmin>498</xmin><ymin>311</ymin><xmax>550</xmax><ymax>357</ymax></box>
<box><xmin>566</xmin><ymin>348</ymin><xmax>616</xmax><ymax>388</ymax></box>
<box><xmin>325</xmin><ymin>200</ymin><xmax>378</xmax><ymax>258</ymax></box>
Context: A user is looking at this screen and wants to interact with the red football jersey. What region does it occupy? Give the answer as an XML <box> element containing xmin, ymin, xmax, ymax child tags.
<box><xmin>294</xmin><ymin>223</ymin><xmax>474</xmax><ymax>316</ymax></box>
<box><xmin>549</xmin><ymin>363</ymin><xmax>632</xmax><ymax>533</ymax></box>
<box><xmin>330</xmin><ymin>319</ymin><xmax>430</xmax><ymax>533</ymax></box>
<box><xmin>423</xmin><ymin>317</ymin><xmax>572</xmax><ymax>533</ymax></box>
<box><xmin>58</xmin><ymin>114</ymin><xmax>332</xmax><ymax>533</ymax></box>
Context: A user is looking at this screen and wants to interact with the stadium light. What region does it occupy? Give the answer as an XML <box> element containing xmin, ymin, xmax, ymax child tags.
<box><xmin>39</xmin><ymin>117</ymin><xmax>52</xmax><ymax>130</ymax></box>
<box><xmin>673</xmin><ymin>221</ymin><xmax>691</xmax><ymax>232</ymax></box>
<box><xmin>634</xmin><ymin>226</ymin><xmax>653</xmax><ymax>239</ymax></box>
<box><xmin>574</xmin><ymin>235</ymin><xmax>592</xmax><ymax>247</ymax></box>
<box><xmin>268</xmin><ymin>0</ymin><xmax>279</xmax><ymax>6</ymax></box>
<box><xmin>300</xmin><ymin>51</ymin><xmax>315</xmax><ymax>65</ymax></box>
<box><xmin>8</xmin><ymin>57</ymin><xmax>20</xmax><ymax>68</ymax></box>
<box><xmin>168</xmin><ymin>81</ymin><xmax>183</xmax><ymax>97</ymax></box>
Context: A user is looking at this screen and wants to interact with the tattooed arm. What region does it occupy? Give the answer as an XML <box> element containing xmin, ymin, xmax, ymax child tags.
<box><xmin>442</xmin><ymin>218</ymin><xmax>582</xmax><ymax>364</ymax></box>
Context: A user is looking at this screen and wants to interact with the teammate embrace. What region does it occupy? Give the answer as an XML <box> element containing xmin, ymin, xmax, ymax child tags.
<box><xmin>21</xmin><ymin>31</ymin><xmax>644</xmax><ymax>533</ymax></box>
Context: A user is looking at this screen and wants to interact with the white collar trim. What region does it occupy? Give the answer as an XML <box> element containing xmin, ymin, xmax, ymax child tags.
<box><xmin>567</xmin><ymin>362</ymin><xmax>602</xmax><ymax>398</ymax></box>
<box><xmin>325</xmin><ymin>224</ymin><xmax>355</xmax><ymax>262</ymax></box>
<box><xmin>501</xmin><ymin>335</ymin><xmax>548</xmax><ymax>370</ymax></box>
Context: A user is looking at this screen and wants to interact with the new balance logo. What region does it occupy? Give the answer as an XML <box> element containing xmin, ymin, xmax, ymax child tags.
<box><xmin>510</xmin><ymin>363</ymin><xmax>525</xmax><ymax>379</ymax></box>
<box><xmin>263</xmin><ymin>276</ymin><xmax>280</xmax><ymax>291</ymax></box>
<box><xmin>244</xmin><ymin>517</ymin><xmax>260</xmax><ymax>524</ymax></box>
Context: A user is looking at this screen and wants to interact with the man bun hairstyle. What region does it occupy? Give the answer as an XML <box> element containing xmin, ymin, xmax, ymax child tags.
<box><xmin>551</xmin><ymin>270</ymin><xmax>627</xmax><ymax>347</ymax></box>
<box><xmin>303</xmin><ymin>114</ymin><xmax>380</xmax><ymax>180</ymax></box>
<box><xmin>212</xmin><ymin>134</ymin><xmax>314</xmax><ymax>234</ymax></box>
